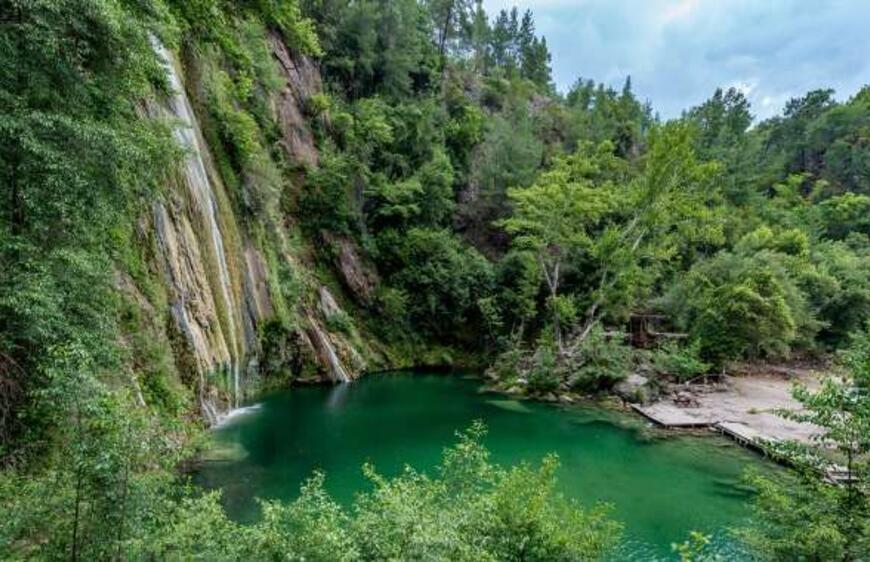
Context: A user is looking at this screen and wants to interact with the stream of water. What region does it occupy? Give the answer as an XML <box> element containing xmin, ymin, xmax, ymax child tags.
<box><xmin>196</xmin><ymin>371</ymin><xmax>770</xmax><ymax>559</ymax></box>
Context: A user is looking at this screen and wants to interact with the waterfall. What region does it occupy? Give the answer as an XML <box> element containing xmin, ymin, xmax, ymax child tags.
<box><xmin>152</xmin><ymin>39</ymin><xmax>244</xmax><ymax>410</ymax></box>
<box><xmin>306</xmin><ymin>313</ymin><xmax>352</xmax><ymax>383</ymax></box>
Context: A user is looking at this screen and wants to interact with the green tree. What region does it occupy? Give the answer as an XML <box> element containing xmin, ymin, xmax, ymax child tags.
<box><xmin>0</xmin><ymin>0</ymin><xmax>175</xmax><ymax>456</ymax></box>
<box><xmin>687</xmin><ymin>87</ymin><xmax>753</xmax><ymax>155</ymax></box>
<box><xmin>462</xmin><ymin>108</ymin><xmax>543</xmax><ymax>249</ymax></box>
<box><xmin>739</xmin><ymin>326</ymin><xmax>870</xmax><ymax>561</ymax></box>
<box><xmin>566</xmin><ymin>77</ymin><xmax>654</xmax><ymax>157</ymax></box>
<box><xmin>426</xmin><ymin>0</ymin><xmax>474</xmax><ymax>63</ymax></box>
<box><xmin>503</xmin><ymin>124</ymin><xmax>720</xmax><ymax>353</ymax></box>
<box><xmin>309</xmin><ymin>0</ymin><xmax>438</xmax><ymax>99</ymax></box>
<box><xmin>664</xmin><ymin>248</ymin><xmax>812</xmax><ymax>364</ymax></box>
<box><xmin>0</xmin><ymin>344</ymin><xmax>193</xmax><ymax>560</ymax></box>
<box><xmin>376</xmin><ymin>228</ymin><xmax>494</xmax><ymax>342</ymax></box>
<box><xmin>500</xmin><ymin>145</ymin><xmax>612</xmax><ymax>350</ymax></box>
<box><xmin>517</xmin><ymin>10</ymin><xmax>551</xmax><ymax>88</ymax></box>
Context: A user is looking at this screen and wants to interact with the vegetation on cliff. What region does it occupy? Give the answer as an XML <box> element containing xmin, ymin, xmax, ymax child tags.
<box><xmin>1</xmin><ymin>0</ymin><xmax>869</xmax><ymax>559</ymax></box>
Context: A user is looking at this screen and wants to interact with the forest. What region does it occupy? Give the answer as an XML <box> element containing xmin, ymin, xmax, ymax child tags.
<box><xmin>1</xmin><ymin>0</ymin><xmax>869</xmax><ymax>560</ymax></box>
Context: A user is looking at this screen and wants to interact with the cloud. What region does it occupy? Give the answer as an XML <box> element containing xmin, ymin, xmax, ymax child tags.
<box><xmin>661</xmin><ymin>0</ymin><xmax>700</xmax><ymax>24</ymax></box>
<box><xmin>482</xmin><ymin>0</ymin><xmax>870</xmax><ymax>119</ymax></box>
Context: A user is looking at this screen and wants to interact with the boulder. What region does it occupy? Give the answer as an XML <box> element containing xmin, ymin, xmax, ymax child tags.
<box><xmin>614</xmin><ymin>374</ymin><xmax>651</xmax><ymax>404</ymax></box>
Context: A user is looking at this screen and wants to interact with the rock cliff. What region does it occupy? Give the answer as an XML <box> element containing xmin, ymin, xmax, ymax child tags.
<box><xmin>137</xmin><ymin>37</ymin><xmax>376</xmax><ymax>425</ymax></box>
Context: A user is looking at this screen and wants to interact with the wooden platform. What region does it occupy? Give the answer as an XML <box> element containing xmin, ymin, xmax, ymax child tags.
<box><xmin>630</xmin><ymin>403</ymin><xmax>713</xmax><ymax>428</ymax></box>
<box><xmin>632</xmin><ymin>394</ymin><xmax>857</xmax><ymax>486</ymax></box>
<box><xmin>633</xmin><ymin>404</ymin><xmax>777</xmax><ymax>447</ymax></box>
<box><xmin>714</xmin><ymin>421</ymin><xmax>775</xmax><ymax>452</ymax></box>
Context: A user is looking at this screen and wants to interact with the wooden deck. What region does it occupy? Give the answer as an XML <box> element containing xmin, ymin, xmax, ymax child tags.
<box><xmin>632</xmin><ymin>403</ymin><xmax>859</xmax><ymax>485</ymax></box>
<box><xmin>633</xmin><ymin>404</ymin><xmax>776</xmax><ymax>447</ymax></box>
<box><xmin>630</xmin><ymin>403</ymin><xmax>713</xmax><ymax>428</ymax></box>
<box><xmin>714</xmin><ymin>421</ymin><xmax>775</xmax><ymax>452</ymax></box>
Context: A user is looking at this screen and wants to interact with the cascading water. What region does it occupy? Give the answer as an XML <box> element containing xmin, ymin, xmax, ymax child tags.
<box><xmin>148</xmin><ymin>37</ymin><xmax>362</xmax><ymax>424</ymax></box>
<box><xmin>152</xmin><ymin>39</ymin><xmax>245</xmax><ymax>413</ymax></box>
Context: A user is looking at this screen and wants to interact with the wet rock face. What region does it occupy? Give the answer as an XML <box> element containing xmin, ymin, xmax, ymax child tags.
<box><xmin>153</xmin><ymin>201</ymin><xmax>232</xmax><ymax>377</ymax></box>
<box><xmin>270</xmin><ymin>30</ymin><xmax>321</xmax><ymax>169</ymax></box>
<box><xmin>318</xmin><ymin>286</ymin><xmax>343</xmax><ymax>318</ymax></box>
<box><xmin>242</xmin><ymin>245</ymin><xmax>273</xmax><ymax>347</ymax></box>
<box><xmin>151</xmin><ymin>40</ymin><xmax>260</xmax><ymax>420</ymax></box>
<box><xmin>304</xmin><ymin>313</ymin><xmax>352</xmax><ymax>383</ymax></box>
<box><xmin>302</xmin><ymin>286</ymin><xmax>367</xmax><ymax>383</ymax></box>
<box><xmin>146</xmin><ymin>38</ymin><xmax>379</xmax><ymax>422</ymax></box>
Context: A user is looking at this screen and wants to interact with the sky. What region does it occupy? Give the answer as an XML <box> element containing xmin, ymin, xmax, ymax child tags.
<box><xmin>482</xmin><ymin>0</ymin><xmax>870</xmax><ymax>120</ymax></box>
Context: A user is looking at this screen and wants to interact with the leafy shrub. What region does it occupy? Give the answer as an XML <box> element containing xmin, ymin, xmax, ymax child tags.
<box><xmin>298</xmin><ymin>150</ymin><xmax>359</xmax><ymax>233</ymax></box>
<box><xmin>651</xmin><ymin>340</ymin><xmax>711</xmax><ymax>381</ymax></box>
<box><xmin>566</xmin><ymin>326</ymin><xmax>633</xmax><ymax>392</ymax></box>
<box><xmin>325</xmin><ymin>310</ymin><xmax>354</xmax><ymax>335</ymax></box>
<box><xmin>664</xmin><ymin>250</ymin><xmax>813</xmax><ymax>364</ymax></box>
<box><xmin>347</xmin><ymin>423</ymin><xmax>621</xmax><ymax>561</ymax></box>
<box><xmin>306</xmin><ymin>92</ymin><xmax>331</xmax><ymax>117</ymax></box>
<box><xmin>487</xmin><ymin>346</ymin><xmax>524</xmax><ymax>383</ymax></box>
<box><xmin>375</xmin><ymin>286</ymin><xmax>409</xmax><ymax>324</ymax></box>
<box><xmin>527</xmin><ymin>345</ymin><xmax>562</xmax><ymax>394</ymax></box>
<box><xmin>258</xmin><ymin>319</ymin><xmax>306</xmax><ymax>383</ymax></box>
<box><xmin>3</xmin><ymin>423</ymin><xmax>619</xmax><ymax>560</ymax></box>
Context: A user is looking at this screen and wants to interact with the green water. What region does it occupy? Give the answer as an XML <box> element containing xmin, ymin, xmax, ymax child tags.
<box><xmin>197</xmin><ymin>371</ymin><xmax>768</xmax><ymax>559</ymax></box>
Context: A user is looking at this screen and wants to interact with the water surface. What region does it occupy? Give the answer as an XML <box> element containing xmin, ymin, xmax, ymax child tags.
<box><xmin>197</xmin><ymin>372</ymin><xmax>768</xmax><ymax>559</ymax></box>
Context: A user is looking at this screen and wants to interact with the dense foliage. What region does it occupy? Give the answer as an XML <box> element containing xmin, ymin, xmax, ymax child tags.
<box><xmin>2</xmin><ymin>0</ymin><xmax>870</xmax><ymax>559</ymax></box>
<box><xmin>1</xmin><ymin>423</ymin><xmax>620</xmax><ymax>560</ymax></box>
<box><xmin>289</xmin><ymin>0</ymin><xmax>870</xmax><ymax>387</ymax></box>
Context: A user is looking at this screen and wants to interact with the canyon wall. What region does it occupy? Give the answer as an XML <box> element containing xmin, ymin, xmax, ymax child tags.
<box><xmin>139</xmin><ymin>37</ymin><xmax>377</xmax><ymax>424</ymax></box>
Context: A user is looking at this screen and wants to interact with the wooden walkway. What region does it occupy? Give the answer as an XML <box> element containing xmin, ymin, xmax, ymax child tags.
<box><xmin>715</xmin><ymin>421</ymin><xmax>774</xmax><ymax>453</ymax></box>
<box><xmin>633</xmin><ymin>404</ymin><xmax>858</xmax><ymax>485</ymax></box>
<box><xmin>633</xmin><ymin>404</ymin><xmax>775</xmax><ymax>445</ymax></box>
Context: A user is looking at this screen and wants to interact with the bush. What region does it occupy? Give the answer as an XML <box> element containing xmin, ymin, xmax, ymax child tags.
<box><xmin>527</xmin><ymin>345</ymin><xmax>562</xmax><ymax>394</ymax></box>
<box><xmin>565</xmin><ymin>326</ymin><xmax>633</xmax><ymax>392</ymax></box>
<box><xmin>487</xmin><ymin>346</ymin><xmax>524</xmax><ymax>383</ymax></box>
<box><xmin>377</xmin><ymin>228</ymin><xmax>495</xmax><ymax>342</ymax></box>
<box><xmin>344</xmin><ymin>423</ymin><xmax>621</xmax><ymax>561</ymax></box>
<box><xmin>324</xmin><ymin>310</ymin><xmax>354</xmax><ymax>335</ymax></box>
<box><xmin>298</xmin><ymin>150</ymin><xmax>359</xmax><ymax>234</ymax></box>
<box><xmin>651</xmin><ymin>340</ymin><xmax>711</xmax><ymax>381</ymax></box>
<box><xmin>9</xmin><ymin>423</ymin><xmax>618</xmax><ymax>560</ymax></box>
<box><xmin>664</xmin><ymin>250</ymin><xmax>813</xmax><ymax>364</ymax></box>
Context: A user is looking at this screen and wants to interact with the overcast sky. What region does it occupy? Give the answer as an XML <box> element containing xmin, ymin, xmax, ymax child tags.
<box><xmin>482</xmin><ymin>0</ymin><xmax>870</xmax><ymax>120</ymax></box>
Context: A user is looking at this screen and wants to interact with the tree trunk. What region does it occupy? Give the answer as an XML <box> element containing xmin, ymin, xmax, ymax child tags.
<box><xmin>551</xmin><ymin>283</ymin><xmax>562</xmax><ymax>353</ymax></box>
<box><xmin>438</xmin><ymin>1</ymin><xmax>455</xmax><ymax>66</ymax></box>
<box><xmin>540</xmin><ymin>256</ymin><xmax>562</xmax><ymax>352</ymax></box>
